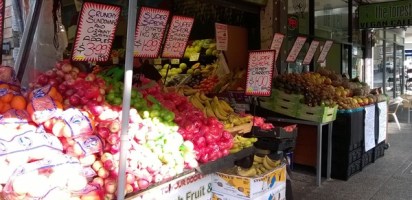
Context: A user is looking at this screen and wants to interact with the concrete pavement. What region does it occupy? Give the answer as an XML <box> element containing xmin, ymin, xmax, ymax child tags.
<box><xmin>291</xmin><ymin>108</ymin><xmax>412</xmax><ymax>200</ymax></box>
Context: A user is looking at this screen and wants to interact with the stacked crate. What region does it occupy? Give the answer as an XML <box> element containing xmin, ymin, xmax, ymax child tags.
<box><xmin>331</xmin><ymin>109</ymin><xmax>364</xmax><ymax>180</ymax></box>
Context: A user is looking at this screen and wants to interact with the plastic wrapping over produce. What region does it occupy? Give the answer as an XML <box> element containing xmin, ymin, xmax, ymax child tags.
<box><xmin>19</xmin><ymin>0</ymin><xmax>67</xmax><ymax>87</ymax></box>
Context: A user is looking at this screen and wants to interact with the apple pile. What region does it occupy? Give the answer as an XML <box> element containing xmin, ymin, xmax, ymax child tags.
<box><xmin>138</xmin><ymin>78</ymin><xmax>234</xmax><ymax>163</ymax></box>
<box><xmin>84</xmin><ymin>101</ymin><xmax>198</xmax><ymax>198</ymax></box>
<box><xmin>31</xmin><ymin>60</ymin><xmax>107</xmax><ymax>108</ymax></box>
<box><xmin>194</xmin><ymin>75</ymin><xmax>219</xmax><ymax>93</ymax></box>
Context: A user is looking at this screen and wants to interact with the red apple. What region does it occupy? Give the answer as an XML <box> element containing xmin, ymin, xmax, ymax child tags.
<box><xmin>69</xmin><ymin>95</ymin><xmax>81</xmax><ymax>106</ymax></box>
<box><xmin>107</xmin><ymin>134</ymin><xmax>120</xmax><ymax>145</ymax></box>
<box><xmin>37</xmin><ymin>74</ymin><xmax>49</xmax><ymax>85</ymax></box>
<box><xmin>97</xmin><ymin>127</ymin><xmax>110</xmax><ymax>138</ymax></box>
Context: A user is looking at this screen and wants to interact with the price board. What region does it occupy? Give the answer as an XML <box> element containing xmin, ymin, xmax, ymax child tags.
<box><xmin>134</xmin><ymin>7</ymin><xmax>170</xmax><ymax>58</ymax></box>
<box><xmin>302</xmin><ymin>40</ymin><xmax>319</xmax><ymax>65</ymax></box>
<box><xmin>161</xmin><ymin>16</ymin><xmax>194</xmax><ymax>58</ymax></box>
<box><xmin>71</xmin><ymin>2</ymin><xmax>121</xmax><ymax>62</ymax></box>
<box><xmin>270</xmin><ymin>33</ymin><xmax>285</xmax><ymax>62</ymax></box>
<box><xmin>245</xmin><ymin>50</ymin><xmax>276</xmax><ymax>97</ymax></box>
<box><xmin>286</xmin><ymin>36</ymin><xmax>307</xmax><ymax>63</ymax></box>
<box><xmin>317</xmin><ymin>40</ymin><xmax>333</xmax><ymax>63</ymax></box>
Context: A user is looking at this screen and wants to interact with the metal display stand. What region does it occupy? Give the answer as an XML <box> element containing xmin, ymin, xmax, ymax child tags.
<box><xmin>267</xmin><ymin>117</ymin><xmax>333</xmax><ymax>186</ymax></box>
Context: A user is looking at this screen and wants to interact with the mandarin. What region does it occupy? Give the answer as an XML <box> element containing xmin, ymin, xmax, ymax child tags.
<box><xmin>10</xmin><ymin>96</ymin><xmax>27</xmax><ymax>110</ymax></box>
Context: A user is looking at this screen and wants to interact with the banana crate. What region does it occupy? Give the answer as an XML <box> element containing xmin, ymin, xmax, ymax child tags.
<box><xmin>211</xmin><ymin>163</ymin><xmax>286</xmax><ymax>199</ymax></box>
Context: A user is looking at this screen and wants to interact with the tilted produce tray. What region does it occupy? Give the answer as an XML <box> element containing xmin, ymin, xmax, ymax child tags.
<box><xmin>295</xmin><ymin>104</ymin><xmax>338</xmax><ymax>123</ymax></box>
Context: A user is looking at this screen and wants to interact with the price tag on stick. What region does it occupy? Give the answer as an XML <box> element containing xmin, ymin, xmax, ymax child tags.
<box><xmin>317</xmin><ymin>40</ymin><xmax>333</xmax><ymax>63</ymax></box>
<box><xmin>245</xmin><ymin>50</ymin><xmax>276</xmax><ymax>97</ymax></box>
<box><xmin>286</xmin><ymin>36</ymin><xmax>307</xmax><ymax>63</ymax></box>
<box><xmin>71</xmin><ymin>2</ymin><xmax>121</xmax><ymax>62</ymax></box>
<box><xmin>162</xmin><ymin>16</ymin><xmax>194</xmax><ymax>58</ymax></box>
<box><xmin>134</xmin><ymin>7</ymin><xmax>170</xmax><ymax>58</ymax></box>
<box><xmin>270</xmin><ymin>33</ymin><xmax>285</xmax><ymax>62</ymax></box>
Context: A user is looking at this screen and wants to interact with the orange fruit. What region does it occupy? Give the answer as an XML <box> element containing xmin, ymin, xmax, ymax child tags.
<box><xmin>0</xmin><ymin>84</ymin><xmax>10</xmax><ymax>89</ymax></box>
<box><xmin>0</xmin><ymin>93</ymin><xmax>14</xmax><ymax>103</ymax></box>
<box><xmin>10</xmin><ymin>96</ymin><xmax>27</xmax><ymax>110</ymax></box>
<box><xmin>1</xmin><ymin>103</ymin><xmax>11</xmax><ymax>113</ymax></box>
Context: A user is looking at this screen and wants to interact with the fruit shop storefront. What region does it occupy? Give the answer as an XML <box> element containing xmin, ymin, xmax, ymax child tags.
<box><xmin>1</xmin><ymin>0</ymin><xmax>394</xmax><ymax>199</ymax></box>
<box><xmin>0</xmin><ymin>0</ymin><xmax>292</xmax><ymax>200</ymax></box>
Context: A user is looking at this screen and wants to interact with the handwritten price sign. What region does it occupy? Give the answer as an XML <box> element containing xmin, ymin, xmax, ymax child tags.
<box><xmin>317</xmin><ymin>40</ymin><xmax>333</xmax><ymax>63</ymax></box>
<box><xmin>245</xmin><ymin>51</ymin><xmax>276</xmax><ymax>97</ymax></box>
<box><xmin>134</xmin><ymin>7</ymin><xmax>170</xmax><ymax>58</ymax></box>
<box><xmin>286</xmin><ymin>36</ymin><xmax>307</xmax><ymax>63</ymax></box>
<box><xmin>270</xmin><ymin>33</ymin><xmax>285</xmax><ymax>62</ymax></box>
<box><xmin>71</xmin><ymin>2</ymin><xmax>121</xmax><ymax>62</ymax></box>
<box><xmin>302</xmin><ymin>40</ymin><xmax>320</xmax><ymax>65</ymax></box>
<box><xmin>161</xmin><ymin>16</ymin><xmax>194</xmax><ymax>58</ymax></box>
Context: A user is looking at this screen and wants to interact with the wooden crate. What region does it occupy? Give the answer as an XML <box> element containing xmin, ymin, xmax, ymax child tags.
<box><xmin>296</xmin><ymin>104</ymin><xmax>338</xmax><ymax>123</ymax></box>
<box><xmin>272</xmin><ymin>89</ymin><xmax>302</xmax><ymax>104</ymax></box>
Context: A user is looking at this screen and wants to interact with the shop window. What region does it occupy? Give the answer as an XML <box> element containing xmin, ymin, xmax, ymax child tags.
<box><xmin>314</xmin><ymin>0</ymin><xmax>348</xmax><ymax>43</ymax></box>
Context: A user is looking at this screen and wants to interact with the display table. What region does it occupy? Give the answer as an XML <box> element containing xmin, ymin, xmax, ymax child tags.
<box><xmin>266</xmin><ymin>117</ymin><xmax>333</xmax><ymax>186</ymax></box>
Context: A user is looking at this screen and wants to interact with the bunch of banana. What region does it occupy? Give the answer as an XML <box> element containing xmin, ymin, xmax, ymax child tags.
<box><xmin>181</xmin><ymin>87</ymin><xmax>200</xmax><ymax>96</ymax></box>
<box><xmin>237</xmin><ymin>155</ymin><xmax>281</xmax><ymax>177</ymax></box>
<box><xmin>229</xmin><ymin>135</ymin><xmax>257</xmax><ymax>153</ymax></box>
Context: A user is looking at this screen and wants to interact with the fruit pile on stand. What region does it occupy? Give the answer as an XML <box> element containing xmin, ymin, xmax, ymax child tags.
<box><xmin>0</xmin><ymin>58</ymin><xmax>289</xmax><ymax>199</ymax></box>
<box><xmin>261</xmin><ymin>68</ymin><xmax>388</xmax><ymax>123</ymax></box>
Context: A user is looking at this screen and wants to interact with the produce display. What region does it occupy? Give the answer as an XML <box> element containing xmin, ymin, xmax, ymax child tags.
<box><xmin>230</xmin><ymin>135</ymin><xmax>257</xmax><ymax>153</ymax></box>
<box><xmin>183</xmin><ymin>89</ymin><xmax>252</xmax><ymax>129</ymax></box>
<box><xmin>272</xmin><ymin>68</ymin><xmax>382</xmax><ymax>110</ymax></box>
<box><xmin>0</xmin><ymin>58</ymin><xmax>240</xmax><ymax>200</ymax></box>
<box><xmin>237</xmin><ymin>155</ymin><xmax>281</xmax><ymax>177</ymax></box>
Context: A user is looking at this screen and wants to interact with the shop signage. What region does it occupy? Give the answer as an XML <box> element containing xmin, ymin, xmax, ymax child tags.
<box><xmin>359</xmin><ymin>0</ymin><xmax>412</xmax><ymax>29</ymax></box>
<box><xmin>245</xmin><ymin>50</ymin><xmax>275</xmax><ymax>97</ymax></box>
<box><xmin>286</xmin><ymin>36</ymin><xmax>306</xmax><ymax>63</ymax></box>
<box><xmin>71</xmin><ymin>2</ymin><xmax>121</xmax><ymax>62</ymax></box>
<box><xmin>302</xmin><ymin>40</ymin><xmax>319</xmax><ymax>65</ymax></box>
<box><xmin>287</xmin><ymin>15</ymin><xmax>299</xmax><ymax>31</ymax></box>
<box><xmin>364</xmin><ymin>105</ymin><xmax>376</xmax><ymax>151</ymax></box>
<box><xmin>317</xmin><ymin>40</ymin><xmax>333</xmax><ymax>63</ymax></box>
<box><xmin>162</xmin><ymin>16</ymin><xmax>194</xmax><ymax>58</ymax></box>
<box><xmin>134</xmin><ymin>7</ymin><xmax>170</xmax><ymax>58</ymax></box>
<box><xmin>0</xmin><ymin>0</ymin><xmax>4</xmax><ymax>63</ymax></box>
<box><xmin>130</xmin><ymin>172</ymin><xmax>212</xmax><ymax>200</ymax></box>
<box><xmin>270</xmin><ymin>33</ymin><xmax>285</xmax><ymax>62</ymax></box>
<box><xmin>215</xmin><ymin>23</ymin><xmax>228</xmax><ymax>51</ymax></box>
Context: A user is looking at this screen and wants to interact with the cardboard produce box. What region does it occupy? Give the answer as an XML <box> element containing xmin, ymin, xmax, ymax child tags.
<box><xmin>212</xmin><ymin>181</ymin><xmax>286</xmax><ymax>200</ymax></box>
<box><xmin>211</xmin><ymin>164</ymin><xmax>286</xmax><ymax>199</ymax></box>
<box><xmin>128</xmin><ymin>172</ymin><xmax>212</xmax><ymax>200</ymax></box>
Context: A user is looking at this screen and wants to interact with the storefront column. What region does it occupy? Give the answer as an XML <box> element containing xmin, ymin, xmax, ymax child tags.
<box><xmin>273</xmin><ymin>0</ymin><xmax>288</xmax><ymax>74</ymax></box>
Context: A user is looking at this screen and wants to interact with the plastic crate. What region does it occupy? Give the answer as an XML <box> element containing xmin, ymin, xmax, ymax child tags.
<box><xmin>331</xmin><ymin>159</ymin><xmax>362</xmax><ymax>181</ymax></box>
<box><xmin>333</xmin><ymin>110</ymin><xmax>364</xmax><ymax>148</ymax></box>
<box><xmin>259</xmin><ymin>89</ymin><xmax>301</xmax><ymax>117</ymax></box>
<box><xmin>296</xmin><ymin>104</ymin><xmax>338</xmax><ymax>123</ymax></box>
<box><xmin>332</xmin><ymin>146</ymin><xmax>363</xmax><ymax>165</ymax></box>
<box><xmin>362</xmin><ymin>149</ymin><xmax>374</xmax><ymax>168</ymax></box>
<box><xmin>251</xmin><ymin>125</ymin><xmax>298</xmax><ymax>139</ymax></box>
<box><xmin>254</xmin><ymin>138</ymin><xmax>296</xmax><ymax>151</ymax></box>
<box><xmin>373</xmin><ymin>142</ymin><xmax>385</xmax><ymax>162</ymax></box>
